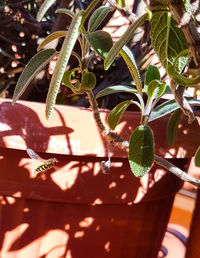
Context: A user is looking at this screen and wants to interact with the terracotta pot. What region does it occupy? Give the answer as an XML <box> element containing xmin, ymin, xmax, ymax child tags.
<box><xmin>0</xmin><ymin>98</ymin><xmax>199</xmax><ymax>258</ymax></box>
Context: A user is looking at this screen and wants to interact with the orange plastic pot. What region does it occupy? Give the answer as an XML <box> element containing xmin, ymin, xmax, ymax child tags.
<box><xmin>0</xmin><ymin>99</ymin><xmax>199</xmax><ymax>258</ymax></box>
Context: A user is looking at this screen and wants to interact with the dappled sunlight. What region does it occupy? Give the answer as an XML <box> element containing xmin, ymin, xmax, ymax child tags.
<box><xmin>79</xmin><ymin>217</ymin><xmax>95</xmax><ymax>228</ymax></box>
<box><xmin>104</xmin><ymin>241</ymin><xmax>111</xmax><ymax>252</ymax></box>
<box><xmin>51</xmin><ymin>163</ymin><xmax>80</xmax><ymax>191</ymax></box>
<box><xmin>40</xmin><ymin>230</ymin><xmax>69</xmax><ymax>257</ymax></box>
<box><xmin>5</xmin><ymin>196</ymin><xmax>16</xmax><ymax>205</ymax></box>
<box><xmin>1</xmin><ymin>223</ymin><xmax>29</xmax><ymax>255</ymax></box>
<box><xmin>74</xmin><ymin>231</ymin><xmax>85</xmax><ymax>239</ymax></box>
<box><xmin>0</xmin><ymin>100</ymin><xmax>191</xmax><ymax>257</ymax></box>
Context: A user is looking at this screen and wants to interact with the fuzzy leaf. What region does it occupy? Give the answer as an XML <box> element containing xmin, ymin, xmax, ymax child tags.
<box><xmin>45</xmin><ymin>11</ymin><xmax>82</xmax><ymax>119</ymax></box>
<box><xmin>108</xmin><ymin>100</ymin><xmax>132</xmax><ymax>130</ymax></box>
<box><xmin>150</xmin><ymin>11</ymin><xmax>188</xmax><ymax>71</ymax></box>
<box><xmin>195</xmin><ymin>147</ymin><xmax>200</xmax><ymax>167</ymax></box>
<box><xmin>37</xmin><ymin>0</ymin><xmax>56</xmax><ymax>22</ymax></box>
<box><xmin>147</xmin><ymin>80</ymin><xmax>166</xmax><ymax>99</ymax></box>
<box><xmin>104</xmin><ymin>13</ymin><xmax>148</xmax><ymax>70</ymax></box>
<box><xmin>168</xmin><ymin>65</ymin><xmax>200</xmax><ymax>86</ymax></box>
<box><xmin>81</xmin><ymin>71</ymin><xmax>96</xmax><ymax>90</ymax></box>
<box><xmin>149</xmin><ymin>98</ymin><xmax>200</xmax><ymax>121</ymax></box>
<box><xmin>96</xmin><ymin>85</ymin><xmax>137</xmax><ymax>98</ymax></box>
<box><xmin>37</xmin><ymin>31</ymin><xmax>66</xmax><ymax>51</ymax></box>
<box><xmin>128</xmin><ymin>125</ymin><xmax>154</xmax><ymax>177</ymax></box>
<box><xmin>12</xmin><ymin>49</ymin><xmax>57</xmax><ymax>104</ymax></box>
<box><xmin>81</xmin><ymin>0</ymin><xmax>100</xmax><ymax>27</ymax></box>
<box><xmin>145</xmin><ymin>65</ymin><xmax>160</xmax><ymax>91</ymax></box>
<box><xmin>55</xmin><ymin>8</ymin><xmax>75</xmax><ymax>18</ymax></box>
<box><xmin>62</xmin><ymin>70</ymin><xmax>73</xmax><ymax>88</ymax></box>
<box><xmin>88</xmin><ymin>6</ymin><xmax>113</xmax><ymax>32</ymax></box>
<box><xmin>85</xmin><ymin>30</ymin><xmax>113</xmax><ymax>59</ymax></box>
<box><xmin>167</xmin><ymin>109</ymin><xmax>182</xmax><ymax>146</ymax></box>
<box><xmin>120</xmin><ymin>46</ymin><xmax>142</xmax><ymax>96</ymax></box>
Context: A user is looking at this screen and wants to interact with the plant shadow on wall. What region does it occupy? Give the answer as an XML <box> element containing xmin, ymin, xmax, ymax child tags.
<box><xmin>0</xmin><ymin>100</ymin><xmax>196</xmax><ymax>257</ymax></box>
<box><xmin>0</xmin><ymin>101</ymin><xmax>74</xmax><ymax>150</ymax></box>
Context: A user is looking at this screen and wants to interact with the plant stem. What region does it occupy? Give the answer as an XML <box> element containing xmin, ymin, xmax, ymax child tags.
<box><xmin>107</xmin><ymin>0</ymin><xmax>137</xmax><ymax>22</ymax></box>
<box><xmin>87</xmin><ymin>90</ymin><xmax>200</xmax><ymax>187</ymax></box>
<box><xmin>86</xmin><ymin>90</ymin><xmax>129</xmax><ymax>147</ymax></box>
<box><xmin>154</xmin><ymin>155</ymin><xmax>200</xmax><ymax>187</ymax></box>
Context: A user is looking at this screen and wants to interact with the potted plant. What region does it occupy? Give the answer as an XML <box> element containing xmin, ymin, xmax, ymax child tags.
<box><xmin>0</xmin><ymin>0</ymin><xmax>200</xmax><ymax>257</ymax></box>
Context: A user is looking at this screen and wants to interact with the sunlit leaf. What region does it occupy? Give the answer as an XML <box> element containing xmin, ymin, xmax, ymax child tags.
<box><xmin>62</xmin><ymin>70</ymin><xmax>74</xmax><ymax>88</ymax></box>
<box><xmin>37</xmin><ymin>31</ymin><xmax>66</xmax><ymax>51</ymax></box>
<box><xmin>128</xmin><ymin>125</ymin><xmax>154</xmax><ymax>177</ymax></box>
<box><xmin>81</xmin><ymin>0</ymin><xmax>100</xmax><ymax>27</ymax></box>
<box><xmin>147</xmin><ymin>80</ymin><xmax>166</xmax><ymax>99</ymax></box>
<box><xmin>168</xmin><ymin>64</ymin><xmax>200</xmax><ymax>86</ymax></box>
<box><xmin>88</xmin><ymin>6</ymin><xmax>113</xmax><ymax>32</ymax></box>
<box><xmin>108</xmin><ymin>100</ymin><xmax>132</xmax><ymax>130</ymax></box>
<box><xmin>96</xmin><ymin>85</ymin><xmax>137</xmax><ymax>98</ymax></box>
<box><xmin>104</xmin><ymin>13</ymin><xmax>148</xmax><ymax>70</ymax></box>
<box><xmin>85</xmin><ymin>30</ymin><xmax>113</xmax><ymax>59</ymax></box>
<box><xmin>149</xmin><ymin>98</ymin><xmax>200</xmax><ymax>122</ymax></box>
<box><xmin>46</xmin><ymin>11</ymin><xmax>82</xmax><ymax>119</ymax></box>
<box><xmin>120</xmin><ymin>46</ymin><xmax>142</xmax><ymax>96</ymax></box>
<box><xmin>145</xmin><ymin>65</ymin><xmax>160</xmax><ymax>91</ymax></box>
<box><xmin>150</xmin><ymin>11</ymin><xmax>188</xmax><ymax>71</ymax></box>
<box><xmin>12</xmin><ymin>49</ymin><xmax>57</xmax><ymax>104</ymax></box>
<box><xmin>37</xmin><ymin>0</ymin><xmax>56</xmax><ymax>22</ymax></box>
<box><xmin>55</xmin><ymin>8</ymin><xmax>75</xmax><ymax>18</ymax></box>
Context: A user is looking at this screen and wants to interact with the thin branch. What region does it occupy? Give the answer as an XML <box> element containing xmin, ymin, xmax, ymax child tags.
<box><xmin>106</xmin><ymin>0</ymin><xmax>137</xmax><ymax>22</ymax></box>
<box><xmin>87</xmin><ymin>90</ymin><xmax>200</xmax><ymax>188</ymax></box>
<box><xmin>170</xmin><ymin>81</ymin><xmax>195</xmax><ymax>124</ymax></box>
<box><xmin>86</xmin><ymin>90</ymin><xmax>129</xmax><ymax>147</ymax></box>
<box><xmin>166</xmin><ymin>0</ymin><xmax>200</xmax><ymax>67</ymax></box>
<box><xmin>154</xmin><ymin>155</ymin><xmax>200</xmax><ymax>187</ymax></box>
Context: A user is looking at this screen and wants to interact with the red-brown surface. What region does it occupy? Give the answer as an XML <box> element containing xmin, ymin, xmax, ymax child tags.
<box><xmin>0</xmin><ymin>99</ymin><xmax>199</xmax><ymax>257</ymax></box>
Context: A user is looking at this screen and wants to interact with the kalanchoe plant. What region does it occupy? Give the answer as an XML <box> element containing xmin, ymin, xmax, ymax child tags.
<box><xmin>12</xmin><ymin>0</ymin><xmax>200</xmax><ymax>186</ymax></box>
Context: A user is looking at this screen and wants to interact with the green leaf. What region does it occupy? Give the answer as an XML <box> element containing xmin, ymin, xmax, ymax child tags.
<box><xmin>145</xmin><ymin>65</ymin><xmax>160</xmax><ymax>91</ymax></box>
<box><xmin>37</xmin><ymin>0</ymin><xmax>56</xmax><ymax>22</ymax></box>
<box><xmin>183</xmin><ymin>0</ymin><xmax>193</xmax><ymax>16</ymax></box>
<box><xmin>108</xmin><ymin>100</ymin><xmax>132</xmax><ymax>130</ymax></box>
<box><xmin>81</xmin><ymin>0</ymin><xmax>100</xmax><ymax>27</ymax></box>
<box><xmin>120</xmin><ymin>46</ymin><xmax>142</xmax><ymax>96</ymax></box>
<box><xmin>149</xmin><ymin>99</ymin><xmax>179</xmax><ymax>121</ymax></box>
<box><xmin>62</xmin><ymin>70</ymin><xmax>74</xmax><ymax>88</ymax></box>
<box><xmin>46</xmin><ymin>11</ymin><xmax>82</xmax><ymax>119</ymax></box>
<box><xmin>104</xmin><ymin>13</ymin><xmax>148</xmax><ymax>70</ymax></box>
<box><xmin>147</xmin><ymin>80</ymin><xmax>166</xmax><ymax>99</ymax></box>
<box><xmin>168</xmin><ymin>64</ymin><xmax>200</xmax><ymax>86</ymax></box>
<box><xmin>37</xmin><ymin>31</ymin><xmax>66</xmax><ymax>51</ymax></box>
<box><xmin>81</xmin><ymin>71</ymin><xmax>96</xmax><ymax>90</ymax></box>
<box><xmin>116</xmin><ymin>0</ymin><xmax>126</xmax><ymax>7</ymax></box>
<box><xmin>195</xmin><ymin>147</ymin><xmax>200</xmax><ymax>167</ymax></box>
<box><xmin>149</xmin><ymin>98</ymin><xmax>200</xmax><ymax>122</ymax></box>
<box><xmin>150</xmin><ymin>11</ymin><xmax>188</xmax><ymax>71</ymax></box>
<box><xmin>12</xmin><ymin>49</ymin><xmax>57</xmax><ymax>104</ymax></box>
<box><xmin>96</xmin><ymin>85</ymin><xmax>137</xmax><ymax>98</ymax></box>
<box><xmin>85</xmin><ymin>30</ymin><xmax>113</xmax><ymax>59</ymax></box>
<box><xmin>128</xmin><ymin>125</ymin><xmax>154</xmax><ymax>177</ymax></box>
<box><xmin>55</xmin><ymin>8</ymin><xmax>75</xmax><ymax>18</ymax></box>
<box><xmin>88</xmin><ymin>6</ymin><xmax>113</xmax><ymax>32</ymax></box>
<box><xmin>167</xmin><ymin>109</ymin><xmax>182</xmax><ymax>146</ymax></box>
